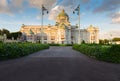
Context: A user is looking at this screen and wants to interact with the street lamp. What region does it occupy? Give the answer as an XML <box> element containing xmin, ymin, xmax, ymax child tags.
<box><xmin>41</xmin><ymin>4</ymin><xmax>49</xmax><ymax>44</ymax></box>
<box><xmin>73</xmin><ymin>4</ymin><xmax>80</xmax><ymax>44</ymax></box>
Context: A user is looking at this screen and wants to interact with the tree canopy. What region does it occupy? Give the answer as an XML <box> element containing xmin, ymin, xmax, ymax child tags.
<box><xmin>0</xmin><ymin>29</ymin><xmax>10</xmax><ymax>35</ymax></box>
<box><xmin>0</xmin><ymin>28</ymin><xmax>22</xmax><ymax>40</ymax></box>
<box><xmin>112</xmin><ymin>38</ymin><xmax>120</xmax><ymax>41</ymax></box>
<box><xmin>99</xmin><ymin>39</ymin><xmax>109</xmax><ymax>44</ymax></box>
<box><xmin>7</xmin><ymin>32</ymin><xmax>22</xmax><ymax>40</ymax></box>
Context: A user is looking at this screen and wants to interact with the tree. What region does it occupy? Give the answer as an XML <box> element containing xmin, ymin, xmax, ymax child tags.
<box><xmin>99</xmin><ymin>39</ymin><xmax>109</xmax><ymax>44</ymax></box>
<box><xmin>0</xmin><ymin>29</ymin><xmax>1</xmax><ymax>35</ymax></box>
<box><xmin>104</xmin><ymin>39</ymin><xmax>109</xmax><ymax>44</ymax></box>
<box><xmin>112</xmin><ymin>38</ymin><xmax>120</xmax><ymax>41</ymax></box>
<box><xmin>2</xmin><ymin>29</ymin><xmax>10</xmax><ymax>35</ymax></box>
<box><xmin>7</xmin><ymin>32</ymin><xmax>22</xmax><ymax>40</ymax></box>
<box><xmin>81</xmin><ymin>40</ymin><xmax>85</xmax><ymax>44</ymax></box>
<box><xmin>99</xmin><ymin>39</ymin><xmax>104</xmax><ymax>44</ymax></box>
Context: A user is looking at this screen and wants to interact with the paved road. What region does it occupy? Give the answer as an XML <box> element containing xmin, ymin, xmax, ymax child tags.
<box><xmin>0</xmin><ymin>46</ymin><xmax>120</xmax><ymax>81</ymax></box>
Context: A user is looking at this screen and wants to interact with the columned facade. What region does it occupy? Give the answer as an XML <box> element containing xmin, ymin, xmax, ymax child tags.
<box><xmin>20</xmin><ymin>10</ymin><xmax>99</xmax><ymax>44</ymax></box>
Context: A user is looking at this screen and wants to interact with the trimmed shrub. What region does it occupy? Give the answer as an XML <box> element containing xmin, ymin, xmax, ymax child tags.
<box><xmin>0</xmin><ymin>43</ymin><xmax>49</xmax><ymax>60</ymax></box>
<box><xmin>49</xmin><ymin>44</ymin><xmax>72</xmax><ymax>46</ymax></box>
<box><xmin>73</xmin><ymin>44</ymin><xmax>120</xmax><ymax>63</ymax></box>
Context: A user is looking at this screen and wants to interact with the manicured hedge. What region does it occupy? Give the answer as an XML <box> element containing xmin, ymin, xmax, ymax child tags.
<box><xmin>0</xmin><ymin>43</ymin><xmax>49</xmax><ymax>60</ymax></box>
<box><xmin>49</xmin><ymin>44</ymin><xmax>72</xmax><ymax>46</ymax></box>
<box><xmin>73</xmin><ymin>44</ymin><xmax>120</xmax><ymax>63</ymax></box>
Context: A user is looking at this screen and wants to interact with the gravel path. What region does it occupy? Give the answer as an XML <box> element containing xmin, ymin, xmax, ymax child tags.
<box><xmin>0</xmin><ymin>46</ymin><xmax>120</xmax><ymax>81</ymax></box>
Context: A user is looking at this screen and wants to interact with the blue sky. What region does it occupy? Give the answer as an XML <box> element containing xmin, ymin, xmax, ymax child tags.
<box><xmin>0</xmin><ymin>0</ymin><xmax>120</xmax><ymax>39</ymax></box>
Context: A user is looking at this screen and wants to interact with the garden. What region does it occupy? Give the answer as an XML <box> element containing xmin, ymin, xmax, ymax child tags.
<box><xmin>0</xmin><ymin>43</ymin><xmax>49</xmax><ymax>60</ymax></box>
<box><xmin>73</xmin><ymin>44</ymin><xmax>120</xmax><ymax>63</ymax></box>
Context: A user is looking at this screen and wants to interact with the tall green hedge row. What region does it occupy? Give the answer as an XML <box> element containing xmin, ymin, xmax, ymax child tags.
<box><xmin>49</xmin><ymin>44</ymin><xmax>72</xmax><ymax>46</ymax></box>
<box><xmin>73</xmin><ymin>44</ymin><xmax>120</xmax><ymax>63</ymax></box>
<box><xmin>0</xmin><ymin>43</ymin><xmax>49</xmax><ymax>60</ymax></box>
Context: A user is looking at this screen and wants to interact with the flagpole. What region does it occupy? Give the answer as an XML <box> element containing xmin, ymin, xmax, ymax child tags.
<box><xmin>78</xmin><ymin>4</ymin><xmax>80</xmax><ymax>44</ymax></box>
<box><xmin>41</xmin><ymin>4</ymin><xmax>48</xmax><ymax>44</ymax></box>
<box><xmin>73</xmin><ymin>4</ymin><xmax>81</xmax><ymax>44</ymax></box>
<box><xmin>41</xmin><ymin>4</ymin><xmax>43</xmax><ymax>44</ymax></box>
<box><xmin>78</xmin><ymin>0</ymin><xmax>81</xmax><ymax>44</ymax></box>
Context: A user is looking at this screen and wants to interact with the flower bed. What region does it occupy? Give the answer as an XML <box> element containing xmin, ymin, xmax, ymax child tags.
<box><xmin>0</xmin><ymin>43</ymin><xmax>49</xmax><ymax>60</ymax></box>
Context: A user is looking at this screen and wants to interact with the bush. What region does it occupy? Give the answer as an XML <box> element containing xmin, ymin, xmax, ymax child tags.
<box><xmin>49</xmin><ymin>44</ymin><xmax>72</xmax><ymax>46</ymax></box>
<box><xmin>73</xmin><ymin>44</ymin><xmax>120</xmax><ymax>63</ymax></box>
<box><xmin>0</xmin><ymin>43</ymin><xmax>49</xmax><ymax>60</ymax></box>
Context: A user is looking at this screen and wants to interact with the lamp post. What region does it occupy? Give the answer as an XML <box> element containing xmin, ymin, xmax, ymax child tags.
<box><xmin>73</xmin><ymin>4</ymin><xmax>80</xmax><ymax>44</ymax></box>
<box><xmin>41</xmin><ymin>4</ymin><xmax>48</xmax><ymax>44</ymax></box>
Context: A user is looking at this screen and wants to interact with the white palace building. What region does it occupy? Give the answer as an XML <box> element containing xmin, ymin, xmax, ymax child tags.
<box><xmin>20</xmin><ymin>9</ymin><xmax>99</xmax><ymax>44</ymax></box>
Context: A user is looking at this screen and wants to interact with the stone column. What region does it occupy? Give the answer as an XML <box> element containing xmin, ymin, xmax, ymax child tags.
<box><xmin>90</xmin><ymin>33</ymin><xmax>92</xmax><ymax>43</ymax></box>
<box><xmin>56</xmin><ymin>30</ymin><xmax>59</xmax><ymax>44</ymax></box>
<box><xmin>64</xmin><ymin>28</ymin><xmax>67</xmax><ymax>44</ymax></box>
<box><xmin>68</xmin><ymin>28</ymin><xmax>71</xmax><ymax>44</ymax></box>
<box><xmin>32</xmin><ymin>35</ymin><xmax>34</xmax><ymax>43</ymax></box>
<box><xmin>95</xmin><ymin>31</ymin><xmax>99</xmax><ymax>43</ymax></box>
<box><xmin>58</xmin><ymin>29</ymin><xmax>61</xmax><ymax>44</ymax></box>
<box><xmin>47</xmin><ymin>33</ymin><xmax>49</xmax><ymax>44</ymax></box>
<box><xmin>75</xmin><ymin>29</ymin><xmax>78</xmax><ymax>44</ymax></box>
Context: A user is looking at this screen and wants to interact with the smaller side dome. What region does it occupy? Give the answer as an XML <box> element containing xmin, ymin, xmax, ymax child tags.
<box><xmin>29</xmin><ymin>29</ymin><xmax>34</xmax><ymax>35</ymax></box>
<box><xmin>87</xmin><ymin>25</ymin><xmax>96</xmax><ymax>30</ymax></box>
<box><xmin>87</xmin><ymin>25</ymin><xmax>99</xmax><ymax>32</ymax></box>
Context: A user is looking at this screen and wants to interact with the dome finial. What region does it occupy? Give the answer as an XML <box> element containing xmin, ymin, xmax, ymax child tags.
<box><xmin>62</xmin><ymin>9</ymin><xmax>65</xmax><ymax>12</ymax></box>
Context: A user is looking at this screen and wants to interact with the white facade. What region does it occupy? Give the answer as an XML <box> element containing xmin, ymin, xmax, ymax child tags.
<box><xmin>20</xmin><ymin>10</ymin><xmax>99</xmax><ymax>44</ymax></box>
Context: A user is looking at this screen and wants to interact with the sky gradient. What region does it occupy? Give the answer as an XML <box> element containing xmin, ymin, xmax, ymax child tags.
<box><xmin>0</xmin><ymin>0</ymin><xmax>120</xmax><ymax>39</ymax></box>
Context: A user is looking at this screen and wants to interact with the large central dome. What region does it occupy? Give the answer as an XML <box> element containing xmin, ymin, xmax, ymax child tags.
<box><xmin>56</xmin><ymin>9</ymin><xmax>70</xmax><ymax>26</ymax></box>
<box><xmin>58</xmin><ymin>9</ymin><xmax>68</xmax><ymax>17</ymax></box>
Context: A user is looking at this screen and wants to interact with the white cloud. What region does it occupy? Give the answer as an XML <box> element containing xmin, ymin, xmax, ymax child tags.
<box><xmin>0</xmin><ymin>0</ymin><xmax>25</xmax><ymax>15</ymax></box>
<box><xmin>99</xmin><ymin>30</ymin><xmax>120</xmax><ymax>39</ymax></box>
<box><xmin>48</xmin><ymin>6</ymin><xmax>63</xmax><ymax>20</ymax></box>
<box><xmin>48</xmin><ymin>0</ymin><xmax>79</xmax><ymax>21</ymax></box>
<box><xmin>111</xmin><ymin>11</ymin><xmax>120</xmax><ymax>24</ymax></box>
<box><xmin>112</xmin><ymin>17</ymin><xmax>120</xmax><ymax>24</ymax></box>
<box><xmin>0</xmin><ymin>0</ymin><xmax>88</xmax><ymax>18</ymax></box>
<box><xmin>0</xmin><ymin>0</ymin><xmax>7</xmax><ymax>7</ymax></box>
<box><xmin>82</xmin><ymin>0</ymin><xmax>90</xmax><ymax>3</ymax></box>
<box><xmin>28</xmin><ymin>0</ymin><xmax>57</xmax><ymax>21</ymax></box>
<box><xmin>94</xmin><ymin>0</ymin><xmax>120</xmax><ymax>13</ymax></box>
<box><xmin>36</xmin><ymin>15</ymin><xmax>41</xmax><ymax>20</ymax></box>
<box><xmin>29</xmin><ymin>0</ymin><xmax>57</xmax><ymax>10</ymax></box>
<box><xmin>108</xmin><ymin>11</ymin><xmax>120</xmax><ymax>24</ymax></box>
<box><xmin>0</xmin><ymin>0</ymin><xmax>10</xmax><ymax>14</ymax></box>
